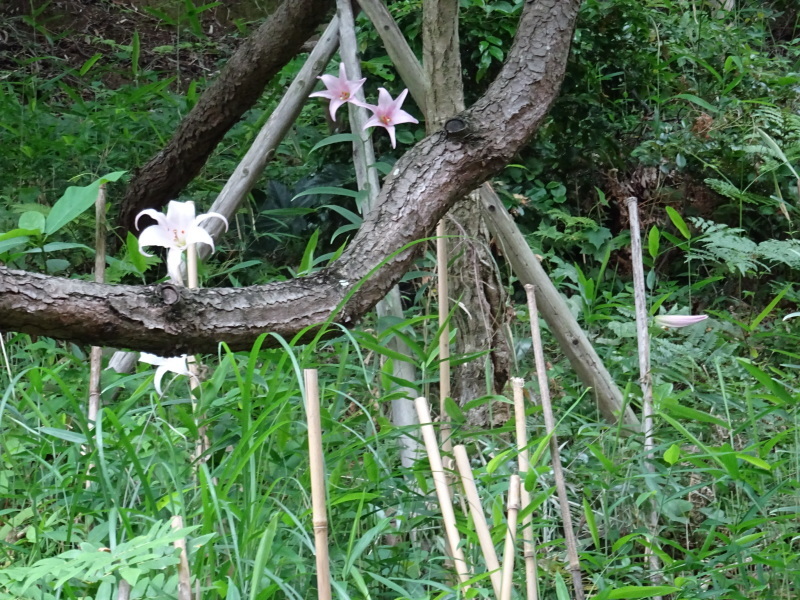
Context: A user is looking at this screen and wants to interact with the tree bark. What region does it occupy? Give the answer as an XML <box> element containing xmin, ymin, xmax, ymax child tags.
<box><xmin>0</xmin><ymin>0</ymin><xmax>581</xmax><ymax>356</ymax></box>
<box><xmin>115</xmin><ymin>0</ymin><xmax>334</xmax><ymax>241</ymax></box>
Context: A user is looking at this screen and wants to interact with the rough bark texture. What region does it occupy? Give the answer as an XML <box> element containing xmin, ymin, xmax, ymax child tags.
<box><xmin>115</xmin><ymin>0</ymin><xmax>334</xmax><ymax>241</ymax></box>
<box><xmin>0</xmin><ymin>0</ymin><xmax>581</xmax><ymax>356</ymax></box>
<box><xmin>423</xmin><ymin>0</ymin><xmax>512</xmax><ymax>423</ymax></box>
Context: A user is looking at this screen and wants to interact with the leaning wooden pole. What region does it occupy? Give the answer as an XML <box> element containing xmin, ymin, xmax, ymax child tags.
<box><xmin>337</xmin><ymin>0</ymin><xmax>420</xmax><ymax>467</ymax></box>
<box><xmin>415</xmin><ymin>397</ymin><xmax>471</xmax><ymax>589</ymax></box>
<box><xmin>525</xmin><ymin>285</ymin><xmax>585</xmax><ymax>600</ymax></box>
<box><xmin>513</xmin><ymin>377</ymin><xmax>539</xmax><ymax>600</ymax></box>
<box><xmin>305</xmin><ymin>369</ymin><xmax>332</xmax><ymax>600</ymax></box>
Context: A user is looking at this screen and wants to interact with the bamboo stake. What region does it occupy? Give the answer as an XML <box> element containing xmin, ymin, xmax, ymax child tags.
<box><xmin>500</xmin><ymin>474</ymin><xmax>521</xmax><ymax>600</ymax></box>
<box><xmin>437</xmin><ymin>220</ymin><xmax>452</xmax><ymax>455</ymax></box>
<box><xmin>524</xmin><ymin>285</ymin><xmax>585</xmax><ymax>600</ymax></box>
<box><xmin>512</xmin><ymin>377</ymin><xmax>539</xmax><ymax>600</ymax></box>
<box><xmin>305</xmin><ymin>369</ymin><xmax>332</xmax><ymax>600</ymax></box>
<box><xmin>414</xmin><ymin>397</ymin><xmax>471</xmax><ymax>589</ymax></box>
<box><xmin>184</xmin><ymin>233</ymin><xmax>209</xmax><ymax>465</ymax></box>
<box><xmin>86</xmin><ymin>183</ymin><xmax>106</xmax><ymax>489</ymax></box>
<box><xmin>88</xmin><ymin>183</ymin><xmax>107</xmax><ymax>426</ymax></box>
<box><xmin>453</xmin><ymin>444</ymin><xmax>502</xmax><ymax>598</ymax></box>
<box><xmin>626</xmin><ymin>197</ymin><xmax>662</xmax><ymax>597</ymax></box>
<box><xmin>171</xmin><ymin>515</ymin><xmax>192</xmax><ymax>600</ymax></box>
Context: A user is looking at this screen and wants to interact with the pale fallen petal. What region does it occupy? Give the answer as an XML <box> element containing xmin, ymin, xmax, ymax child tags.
<box><xmin>654</xmin><ymin>314</ymin><xmax>709</xmax><ymax>328</ymax></box>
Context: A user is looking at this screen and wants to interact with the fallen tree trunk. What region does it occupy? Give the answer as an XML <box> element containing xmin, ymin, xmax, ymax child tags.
<box><xmin>0</xmin><ymin>0</ymin><xmax>581</xmax><ymax>356</ymax></box>
<box><xmin>115</xmin><ymin>0</ymin><xmax>334</xmax><ymax>241</ymax></box>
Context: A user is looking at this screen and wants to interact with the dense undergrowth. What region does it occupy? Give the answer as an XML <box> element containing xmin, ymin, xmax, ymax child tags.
<box><xmin>0</xmin><ymin>0</ymin><xmax>799</xmax><ymax>599</ymax></box>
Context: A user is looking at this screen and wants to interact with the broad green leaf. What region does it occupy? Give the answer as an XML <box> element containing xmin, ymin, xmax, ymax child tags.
<box><xmin>665</xmin><ymin>206</ymin><xmax>690</xmax><ymax>240</ymax></box>
<box><xmin>663</xmin><ymin>444</ymin><xmax>681</xmax><ymax>465</ymax></box>
<box><xmin>736</xmin><ymin>453</ymin><xmax>771</xmax><ymax>470</ymax></box>
<box><xmin>647</xmin><ymin>226</ymin><xmax>660</xmax><ymax>259</ymax></box>
<box><xmin>45</xmin><ymin>171</ymin><xmax>127</xmax><ymax>235</ymax></box>
<box><xmin>19</xmin><ymin>211</ymin><xmax>45</xmax><ymax>232</ymax></box>
<box><xmin>0</xmin><ymin>236</ymin><xmax>30</xmax><ymax>254</ymax></box>
<box><xmin>126</xmin><ymin>231</ymin><xmax>148</xmax><ymax>273</ymax></box>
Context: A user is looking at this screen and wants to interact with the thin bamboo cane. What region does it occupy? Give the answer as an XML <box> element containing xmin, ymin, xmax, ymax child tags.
<box><xmin>185</xmin><ymin>237</ymin><xmax>209</xmax><ymax>464</ymax></box>
<box><xmin>305</xmin><ymin>369</ymin><xmax>332</xmax><ymax>600</ymax></box>
<box><xmin>626</xmin><ymin>197</ymin><xmax>663</xmax><ymax>597</ymax></box>
<box><xmin>512</xmin><ymin>377</ymin><xmax>540</xmax><ymax>600</ymax></box>
<box><xmin>86</xmin><ymin>183</ymin><xmax>106</xmax><ymax>489</ymax></box>
<box><xmin>414</xmin><ymin>397</ymin><xmax>471</xmax><ymax>589</ymax></box>
<box><xmin>524</xmin><ymin>285</ymin><xmax>585</xmax><ymax>600</ymax></box>
<box><xmin>171</xmin><ymin>515</ymin><xmax>192</xmax><ymax>600</ymax></box>
<box><xmin>437</xmin><ymin>221</ymin><xmax>452</xmax><ymax>455</ymax></box>
<box><xmin>500</xmin><ymin>474</ymin><xmax>521</xmax><ymax>600</ymax></box>
<box><xmin>453</xmin><ymin>444</ymin><xmax>502</xmax><ymax>598</ymax></box>
<box><xmin>88</xmin><ymin>183</ymin><xmax>106</xmax><ymax>426</ymax></box>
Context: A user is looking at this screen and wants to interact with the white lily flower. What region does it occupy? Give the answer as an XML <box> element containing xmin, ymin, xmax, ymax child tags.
<box><xmin>135</xmin><ymin>200</ymin><xmax>228</xmax><ymax>284</ymax></box>
<box><xmin>654</xmin><ymin>314</ymin><xmax>709</xmax><ymax>328</ymax></box>
<box><xmin>139</xmin><ymin>352</ymin><xmax>195</xmax><ymax>396</ymax></box>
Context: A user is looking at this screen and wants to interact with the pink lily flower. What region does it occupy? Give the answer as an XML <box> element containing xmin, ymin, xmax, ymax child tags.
<box><xmin>362</xmin><ymin>88</ymin><xmax>419</xmax><ymax>148</ymax></box>
<box><xmin>309</xmin><ymin>62</ymin><xmax>366</xmax><ymax>120</ymax></box>
<box><xmin>654</xmin><ymin>314</ymin><xmax>709</xmax><ymax>328</ymax></box>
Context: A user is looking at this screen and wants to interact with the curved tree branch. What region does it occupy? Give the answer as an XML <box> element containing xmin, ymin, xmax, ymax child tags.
<box><xmin>115</xmin><ymin>0</ymin><xmax>334</xmax><ymax>241</ymax></box>
<box><xmin>0</xmin><ymin>0</ymin><xmax>580</xmax><ymax>355</ymax></box>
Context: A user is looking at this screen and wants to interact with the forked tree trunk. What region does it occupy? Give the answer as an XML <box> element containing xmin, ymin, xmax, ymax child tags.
<box><xmin>0</xmin><ymin>0</ymin><xmax>582</xmax><ymax>358</ymax></box>
<box><xmin>423</xmin><ymin>0</ymin><xmax>511</xmax><ymax>426</ymax></box>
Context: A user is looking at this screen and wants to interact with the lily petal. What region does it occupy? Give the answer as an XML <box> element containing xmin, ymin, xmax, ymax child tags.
<box><xmin>135</xmin><ymin>208</ymin><xmax>167</xmax><ymax>231</ymax></box>
<box><xmin>137</xmin><ymin>224</ymin><xmax>173</xmax><ymax>256</ymax></box>
<box><xmin>185</xmin><ymin>226</ymin><xmax>216</xmax><ymax>253</ymax></box>
<box><xmin>166</xmin><ymin>248</ymin><xmax>184</xmax><ymax>285</ymax></box>
<box><xmin>140</xmin><ymin>353</ymin><xmax>192</xmax><ymax>396</ymax></box>
<box><xmin>193</xmin><ymin>212</ymin><xmax>228</xmax><ymax>232</ymax></box>
<box><xmin>165</xmin><ymin>200</ymin><xmax>197</xmax><ymax>231</ymax></box>
<box><xmin>654</xmin><ymin>314</ymin><xmax>709</xmax><ymax>328</ymax></box>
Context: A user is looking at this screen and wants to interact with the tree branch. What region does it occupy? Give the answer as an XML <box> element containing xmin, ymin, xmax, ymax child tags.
<box><xmin>115</xmin><ymin>0</ymin><xmax>335</xmax><ymax>241</ymax></box>
<box><xmin>0</xmin><ymin>0</ymin><xmax>580</xmax><ymax>355</ymax></box>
